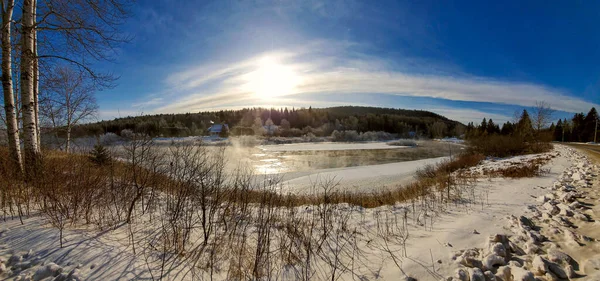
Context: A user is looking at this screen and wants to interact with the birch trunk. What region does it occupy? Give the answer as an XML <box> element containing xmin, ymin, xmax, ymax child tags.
<box><xmin>65</xmin><ymin>126</ymin><xmax>71</xmax><ymax>153</ymax></box>
<box><xmin>33</xmin><ymin>0</ymin><xmax>40</xmax><ymax>148</ymax></box>
<box><xmin>1</xmin><ymin>0</ymin><xmax>22</xmax><ymax>172</ymax></box>
<box><xmin>20</xmin><ymin>0</ymin><xmax>39</xmax><ymax>171</ymax></box>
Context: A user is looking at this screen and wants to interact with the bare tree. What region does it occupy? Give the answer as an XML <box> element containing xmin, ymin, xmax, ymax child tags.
<box><xmin>1</xmin><ymin>0</ymin><xmax>22</xmax><ymax>172</ymax></box>
<box><xmin>532</xmin><ymin>101</ymin><xmax>555</xmax><ymax>132</ymax></box>
<box><xmin>41</xmin><ymin>66</ymin><xmax>98</xmax><ymax>152</ymax></box>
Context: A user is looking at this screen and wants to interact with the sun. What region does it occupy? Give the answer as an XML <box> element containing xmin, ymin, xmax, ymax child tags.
<box><xmin>246</xmin><ymin>57</ymin><xmax>300</xmax><ymax>100</ymax></box>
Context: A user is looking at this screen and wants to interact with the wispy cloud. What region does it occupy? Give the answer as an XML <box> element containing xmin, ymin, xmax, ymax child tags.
<box><xmin>132</xmin><ymin>97</ymin><xmax>164</xmax><ymax>108</ymax></box>
<box><xmin>139</xmin><ymin>40</ymin><xmax>598</xmax><ymax>120</ymax></box>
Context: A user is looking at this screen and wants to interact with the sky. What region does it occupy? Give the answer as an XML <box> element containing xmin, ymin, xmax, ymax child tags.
<box><xmin>94</xmin><ymin>0</ymin><xmax>600</xmax><ymax>124</ymax></box>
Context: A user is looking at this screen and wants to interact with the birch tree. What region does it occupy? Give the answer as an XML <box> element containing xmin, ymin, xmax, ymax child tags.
<box><xmin>41</xmin><ymin>66</ymin><xmax>98</xmax><ymax>152</ymax></box>
<box><xmin>1</xmin><ymin>0</ymin><xmax>21</xmax><ymax>172</ymax></box>
<box><xmin>20</xmin><ymin>0</ymin><xmax>40</xmax><ymax>172</ymax></box>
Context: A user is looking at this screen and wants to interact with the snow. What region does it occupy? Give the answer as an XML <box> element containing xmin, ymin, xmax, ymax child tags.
<box><xmin>0</xmin><ymin>145</ymin><xmax>598</xmax><ymax>281</ymax></box>
<box><xmin>258</xmin><ymin>141</ymin><xmax>410</xmax><ymax>152</ymax></box>
<box><xmin>278</xmin><ymin>157</ymin><xmax>448</xmax><ymax>194</ymax></box>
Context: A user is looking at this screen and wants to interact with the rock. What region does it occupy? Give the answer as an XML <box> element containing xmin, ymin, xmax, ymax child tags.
<box><xmin>461</xmin><ymin>257</ymin><xmax>482</xmax><ymax>268</ymax></box>
<box><xmin>569</xmin><ymin>201</ymin><xmax>582</xmax><ymax>209</ymax></box>
<box><xmin>483</xmin><ymin>271</ymin><xmax>496</xmax><ymax>281</ymax></box>
<box><xmin>541</xmin><ymin>212</ymin><xmax>552</xmax><ymax>220</ymax></box>
<box><xmin>564</xmin><ymin>230</ymin><xmax>582</xmax><ymax>246</ymax></box>
<box><xmin>469</xmin><ymin>268</ymin><xmax>485</xmax><ymax>281</ymax></box>
<box><xmin>32</xmin><ymin>262</ymin><xmax>62</xmax><ymax>281</ymax></box>
<box><xmin>473</xmin><ymin>229</ymin><xmax>480</xmax><ymax>234</ymax></box>
<box><xmin>483</xmin><ymin>254</ymin><xmax>505</xmax><ymax>270</ymax></box>
<box><xmin>0</xmin><ymin>262</ymin><xmax>5</xmax><ymax>273</ymax></box>
<box><xmin>23</xmin><ymin>249</ymin><xmax>33</xmax><ymax>259</ymax></box>
<box><xmin>508</xmin><ymin>241</ymin><xmax>525</xmax><ymax>255</ymax></box>
<box><xmin>574</xmin><ymin>213</ymin><xmax>589</xmax><ymax>222</ymax></box>
<box><xmin>565</xmin><ymin>264</ymin><xmax>576</xmax><ymax>278</ymax></box>
<box><xmin>489</xmin><ymin>234</ymin><xmax>508</xmax><ymax>243</ymax></box>
<box><xmin>519</xmin><ymin>216</ymin><xmax>535</xmax><ymax>229</ymax></box>
<box><xmin>402</xmin><ymin>276</ymin><xmax>417</xmax><ymax>281</ymax></box>
<box><xmin>509</xmin><ymin>260</ymin><xmax>523</xmax><ymax>268</ymax></box>
<box><xmin>495</xmin><ymin>266</ymin><xmax>511</xmax><ymax>281</ymax></box>
<box><xmin>557</xmin><ymin>204</ymin><xmax>574</xmax><ymax>217</ymax></box>
<box><xmin>524</xmin><ymin>242</ymin><xmax>540</xmax><ymax>255</ymax></box>
<box><xmin>456</xmin><ymin>268</ymin><xmax>470</xmax><ymax>281</ymax></box>
<box><xmin>510</xmin><ymin>266</ymin><xmax>535</xmax><ymax>281</ymax></box>
<box><xmin>7</xmin><ymin>255</ymin><xmax>22</xmax><ymax>266</ymax></box>
<box><xmin>545</xmin><ymin>271</ymin><xmax>559</xmax><ymax>281</ymax></box>
<box><xmin>547</xmin><ymin>263</ymin><xmax>567</xmax><ymax>279</ymax></box>
<box><xmin>68</xmin><ymin>268</ymin><xmax>84</xmax><ymax>281</ymax></box>
<box><xmin>490</xmin><ymin>243</ymin><xmax>507</xmax><ymax>257</ymax></box>
<box><xmin>536</xmin><ymin>195</ymin><xmax>549</xmax><ymax>203</ymax></box>
<box><xmin>543</xmin><ymin>203</ymin><xmax>559</xmax><ymax>215</ymax></box>
<box><xmin>531</xmin><ymin>256</ymin><xmax>548</xmax><ymax>276</ymax></box>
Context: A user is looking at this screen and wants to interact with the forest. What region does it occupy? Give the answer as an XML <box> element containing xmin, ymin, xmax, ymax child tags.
<box><xmin>465</xmin><ymin>106</ymin><xmax>598</xmax><ymax>143</ymax></box>
<box><xmin>70</xmin><ymin>106</ymin><xmax>466</xmax><ymax>139</ymax></box>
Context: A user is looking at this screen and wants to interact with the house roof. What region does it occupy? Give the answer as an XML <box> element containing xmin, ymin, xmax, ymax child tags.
<box><xmin>207</xmin><ymin>124</ymin><xmax>228</xmax><ymax>133</ymax></box>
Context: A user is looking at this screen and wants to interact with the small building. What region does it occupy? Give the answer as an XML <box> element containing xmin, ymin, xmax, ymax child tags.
<box><xmin>207</xmin><ymin>124</ymin><xmax>229</xmax><ymax>136</ymax></box>
<box><xmin>263</xmin><ymin>124</ymin><xmax>278</xmax><ymax>135</ymax></box>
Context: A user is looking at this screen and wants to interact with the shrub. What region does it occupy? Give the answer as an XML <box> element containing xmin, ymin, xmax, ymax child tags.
<box><xmin>89</xmin><ymin>144</ymin><xmax>111</xmax><ymax>166</ymax></box>
<box><xmin>468</xmin><ymin>135</ymin><xmax>528</xmax><ymax>157</ymax></box>
<box><xmin>387</xmin><ymin>139</ymin><xmax>417</xmax><ymax>147</ymax></box>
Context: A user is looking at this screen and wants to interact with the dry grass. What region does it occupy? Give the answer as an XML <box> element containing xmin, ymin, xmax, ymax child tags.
<box><xmin>482</xmin><ymin>157</ymin><xmax>552</xmax><ymax>178</ymax></box>
<box><xmin>468</xmin><ymin>134</ymin><xmax>553</xmax><ymax>158</ymax></box>
<box><xmin>0</xmin><ymin>136</ymin><xmax>555</xmax><ymax>280</ymax></box>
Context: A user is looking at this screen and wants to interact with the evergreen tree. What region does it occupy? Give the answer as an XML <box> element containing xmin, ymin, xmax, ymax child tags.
<box><xmin>515</xmin><ymin>110</ymin><xmax>534</xmax><ymax>141</ymax></box>
<box><xmin>583</xmin><ymin>107</ymin><xmax>598</xmax><ymax>142</ymax></box>
<box><xmin>572</xmin><ymin>113</ymin><xmax>585</xmax><ymax>142</ymax></box>
<box><xmin>480</xmin><ymin>118</ymin><xmax>488</xmax><ymax>133</ymax></box>
<box><xmin>553</xmin><ymin>119</ymin><xmax>563</xmax><ymax>141</ymax></box>
<box><xmin>487</xmin><ymin>119</ymin><xmax>499</xmax><ymax>134</ymax></box>
<box><xmin>89</xmin><ymin>144</ymin><xmax>111</xmax><ymax>166</ymax></box>
<box><xmin>500</xmin><ymin>122</ymin><xmax>515</xmax><ymax>135</ymax></box>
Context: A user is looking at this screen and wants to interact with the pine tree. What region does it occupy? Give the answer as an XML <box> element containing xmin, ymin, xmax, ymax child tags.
<box><xmin>89</xmin><ymin>144</ymin><xmax>111</xmax><ymax>166</ymax></box>
<box><xmin>480</xmin><ymin>118</ymin><xmax>487</xmax><ymax>134</ymax></box>
<box><xmin>553</xmin><ymin>119</ymin><xmax>563</xmax><ymax>141</ymax></box>
<box><xmin>516</xmin><ymin>110</ymin><xmax>534</xmax><ymax>141</ymax></box>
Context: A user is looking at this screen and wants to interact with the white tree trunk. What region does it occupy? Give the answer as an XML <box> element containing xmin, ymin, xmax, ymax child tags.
<box><xmin>1</xmin><ymin>0</ymin><xmax>22</xmax><ymax>172</ymax></box>
<box><xmin>20</xmin><ymin>0</ymin><xmax>40</xmax><ymax>170</ymax></box>
<box><xmin>65</xmin><ymin>126</ymin><xmax>71</xmax><ymax>153</ymax></box>
<box><xmin>33</xmin><ymin>0</ymin><xmax>40</xmax><ymax>148</ymax></box>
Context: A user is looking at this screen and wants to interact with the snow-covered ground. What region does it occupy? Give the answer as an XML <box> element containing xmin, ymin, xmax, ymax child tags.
<box><xmin>257</xmin><ymin>141</ymin><xmax>409</xmax><ymax>152</ymax></box>
<box><xmin>0</xmin><ymin>145</ymin><xmax>598</xmax><ymax>281</ymax></box>
<box><xmin>277</xmin><ymin>157</ymin><xmax>448</xmax><ymax>194</ymax></box>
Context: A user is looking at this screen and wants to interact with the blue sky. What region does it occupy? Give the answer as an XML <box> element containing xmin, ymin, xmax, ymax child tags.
<box><xmin>95</xmin><ymin>0</ymin><xmax>600</xmax><ymax>124</ymax></box>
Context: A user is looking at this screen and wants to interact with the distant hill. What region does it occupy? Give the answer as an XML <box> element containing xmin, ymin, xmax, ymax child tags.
<box><xmin>71</xmin><ymin>106</ymin><xmax>465</xmax><ymax>138</ymax></box>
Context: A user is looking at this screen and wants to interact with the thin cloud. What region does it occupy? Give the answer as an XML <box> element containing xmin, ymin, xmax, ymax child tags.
<box><xmin>147</xmin><ymin>40</ymin><xmax>598</xmax><ymax>118</ymax></box>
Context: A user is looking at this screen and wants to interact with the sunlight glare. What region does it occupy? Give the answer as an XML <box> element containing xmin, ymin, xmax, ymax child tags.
<box><xmin>246</xmin><ymin>56</ymin><xmax>300</xmax><ymax>100</ymax></box>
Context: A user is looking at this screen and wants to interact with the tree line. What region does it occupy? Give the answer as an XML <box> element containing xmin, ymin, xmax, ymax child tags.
<box><xmin>465</xmin><ymin>103</ymin><xmax>598</xmax><ymax>145</ymax></box>
<box><xmin>72</xmin><ymin>106</ymin><xmax>466</xmax><ymax>139</ymax></box>
<box><xmin>551</xmin><ymin>107</ymin><xmax>598</xmax><ymax>143</ymax></box>
<box><xmin>0</xmin><ymin>0</ymin><xmax>131</xmax><ymax>176</ymax></box>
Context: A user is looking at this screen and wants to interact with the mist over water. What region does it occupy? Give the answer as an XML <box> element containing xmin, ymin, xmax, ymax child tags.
<box><xmin>222</xmin><ymin>141</ymin><xmax>462</xmax><ymax>176</ymax></box>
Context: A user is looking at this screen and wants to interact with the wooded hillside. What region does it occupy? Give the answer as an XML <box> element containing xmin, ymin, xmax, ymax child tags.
<box><xmin>71</xmin><ymin>106</ymin><xmax>465</xmax><ymax>138</ymax></box>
